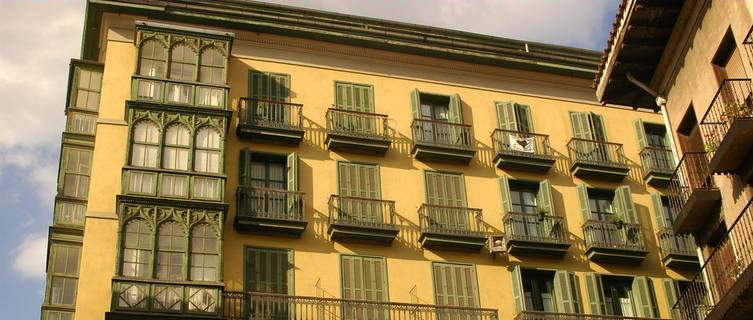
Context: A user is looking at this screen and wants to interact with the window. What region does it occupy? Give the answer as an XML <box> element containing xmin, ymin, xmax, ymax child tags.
<box><xmin>635</xmin><ymin>120</ymin><xmax>673</xmax><ymax>171</ymax></box>
<box><xmin>570</xmin><ymin>112</ymin><xmax>606</xmax><ymax>141</ymax></box>
<box><xmin>585</xmin><ymin>274</ymin><xmax>658</xmax><ymax>317</ymax></box>
<box><xmin>130</xmin><ymin>121</ymin><xmax>159</xmax><ymax>168</ymax></box>
<box><xmin>341</xmin><ymin>255</ymin><xmax>388</xmax><ymax>320</ymax></box>
<box><xmin>55</xmin><ymin>201</ymin><xmax>85</xmax><ymax>226</ymax></box>
<box><xmin>249</xmin><ymin>71</ymin><xmax>290</xmax><ymax>102</ymax></box>
<box><xmin>509</xmin><ymin>181</ymin><xmax>538</xmax><ymax>214</ymax></box>
<box><xmin>72</xmin><ymin>67</ymin><xmax>102</xmax><ymax>111</ymax></box>
<box><xmin>194</xmin><ymin>127</ymin><xmax>221</xmax><ymax>173</ymax></box>
<box><xmin>169</xmin><ymin>43</ymin><xmax>196</xmax><ymax>81</ymax></box>
<box><xmin>163</xmin><ymin>124</ymin><xmax>190</xmax><ymax>170</ymax></box>
<box><xmin>66</xmin><ymin>112</ymin><xmax>97</xmax><ymax>135</ymax></box>
<box><xmin>335</xmin><ymin>82</ymin><xmax>374</xmax><ymax>113</ymax></box>
<box><xmin>495</xmin><ymin>101</ymin><xmax>532</xmax><ymax>133</ymax></box>
<box><xmin>510</xmin><ymin>267</ymin><xmax>582</xmax><ymax>315</ymax></box>
<box><xmin>411</xmin><ymin>90</ymin><xmax>465</xmax><ymax>145</ymax></box>
<box><xmin>161</xmin><ymin>174</ymin><xmax>188</xmax><ymax>197</ymax></box>
<box><xmin>121</xmin><ymin>219</ymin><xmax>152</xmax><ymax>278</ymax></box>
<box><xmin>424</xmin><ymin>172</ymin><xmax>468</xmax><ymax>231</ymax></box>
<box><xmin>432</xmin><ymin>262</ymin><xmax>479</xmax><ymax>308</ymax></box>
<box><xmin>190</xmin><ymin>224</ymin><xmax>218</xmax><ymax>281</ymax></box>
<box><xmin>712</xmin><ymin>29</ymin><xmax>747</xmax><ymax>84</ymax></box>
<box><xmin>43</xmin><ymin>310</ymin><xmax>74</xmax><ymax>320</ymax></box>
<box><xmin>500</xmin><ymin>178</ymin><xmax>558</xmax><ymax>240</ymax></box>
<box><xmin>193</xmin><ymin>177</ymin><xmax>220</xmax><ymax>200</ymax></box>
<box><xmin>588</xmin><ymin>190</ymin><xmax>615</xmax><ymax>221</ymax></box>
<box><xmin>47</xmin><ymin>244</ymin><xmax>80</xmax><ymax>306</ymax></box>
<box><xmin>61</xmin><ymin>148</ymin><xmax>91</xmax><ymax>199</ymax></box>
<box><xmin>127</xmin><ymin>171</ymin><xmax>157</xmax><ymax>195</ymax></box>
<box><xmin>602</xmin><ymin>276</ymin><xmax>636</xmax><ymax>316</ymax></box>
<box><xmin>139</xmin><ymin>39</ymin><xmax>166</xmax><ymax>77</ymax></box>
<box><xmin>156</xmin><ymin>222</ymin><xmax>185</xmax><ymax>280</ymax></box>
<box><xmin>522</xmin><ymin>270</ymin><xmax>556</xmax><ymax>312</ymax></box>
<box><xmin>677</xmin><ymin>106</ymin><xmax>703</xmax><ymax>153</ymax></box>
<box><xmin>337</xmin><ymin>162</ymin><xmax>381</xmax><ymax>223</ymax></box>
<box><xmin>250</xmin><ymin>156</ymin><xmax>286</xmax><ymax>190</ymax></box>
<box><xmin>199</xmin><ymin>48</ymin><xmax>224</xmax><ymax>84</ymax></box>
<box><xmin>245</xmin><ymin>247</ymin><xmax>292</xmax><ymax>294</ymax></box>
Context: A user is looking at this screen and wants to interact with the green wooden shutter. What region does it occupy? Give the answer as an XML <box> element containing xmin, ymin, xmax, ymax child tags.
<box><xmin>515</xmin><ymin>103</ymin><xmax>533</xmax><ymax>133</ymax></box>
<box><xmin>410</xmin><ymin>89</ymin><xmax>421</xmax><ymax>119</ymax></box>
<box><xmin>495</xmin><ymin>102</ymin><xmax>516</xmax><ymax>130</ymax></box>
<box><xmin>341</xmin><ymin>255</ymin><xmax>387</xmax><ymax>302</ymax></box>
<box><xmin>268</xmin><ymin>73</ymin><xmax>290</xmax><ymax>102</ymax></box>
<box><xmin>570</xmin><ymin>112</ymin><xmax>592</xmax><ymax>139</ymax></box>
<box><xmin>248</xmin><ymin>71</ymin><xmax>268</xmax><ymax>99</ymax></box>
<box><xmin>509</xmin><ymin>266</ymin><xmax>525</xmax><ymax>314</ymax></box>
<box><xmin>615</xmin><ymin>185</ymin><xmax>637</xmax><ymax>224</ymax></box>
<box><xmin>338</xmin><ymin>163</ymin><xmax>381</xmax><ymax>222</ymax></box>
<box><xmin>584</xmin><ymin>273</ymin><xmax>605</xmax><ymax>315</ymax></box>
<box><xmin>538</xmin><ymin>179</ymin><xmax>555</xmax><ymax>216</ymax></box>
<box><xmin>433</xmin><ymin>263</ymin><xmax>479</xmax><ymax>308</ymax></box>
<box><xmin>634</xmin><ymin>119</ymin><xmax>647</xmax><ymax>149</ymax></box>
<box><xmin>245</xmin><ymin>248</ymin><xmax>292</xmax><ymax>294</ymax></box>
<box><xmin>239</xmin><ymin>148</ymin><xmax>252</xmax><ymax>186</ymax></box>
<box><xmin>448</xmin><ymin>94</ymin><xmax>463</xmax><ymax>124</ymax></box>
<box><xmin>651</xmin><ymin>192</ymin><xmax>668</xmax><ymax>229</ymax></box>
<box><xmin>632</xmin><ymin>276</ymin><xmax>659</xmax><ymax>318</ymax></box>
<box><xmin>576</xmin><ymin>184</ymin><xmax>591</xmax><ymax>222</ymax></box>
<box><xmin>499</xmin><ymin>176</ymin><xmax>512</xmax><ymax>214</ymax></box>
<box><xmin>287</xmin><ymin>153</ymin><xmax>298</xmax><ymax>192</ymax></box>
<box><xmin>590</xmin><ymin>113</ymin><xmax>607</xmax><ymax>141</ymax></box>
<box><xmin>335</xmin><ymin>82</ymin><xmax>354</xmax><ymax>110</ymax></box>
<box><xmin>425</xmin><ymin>172</ymin><xmax>466</xmax><ymax>207</ymax></box>
<box><xmin>554</xmin><ymin>271</ymin><xmax>581</xmax><ymax>314</ymax></box>
<box><xmin>353</xmin><ymin>84</ymin><xmax>374</xmax><ymax>113</ymax></box>
<box><xmin>662</xmin><ymin>279</ymin><xmax>681</xmax><ymax>320</ymax></box>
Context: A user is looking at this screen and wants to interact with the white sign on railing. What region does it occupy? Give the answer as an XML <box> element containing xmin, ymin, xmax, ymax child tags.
<box><xmin>509</xmin><ymin>135</ymin><xmax>535</xmax><ymax>153</ymax></box>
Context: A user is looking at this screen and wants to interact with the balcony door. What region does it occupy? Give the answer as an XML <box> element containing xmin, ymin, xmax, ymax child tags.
<box><xmin>411</xmin><ymin>91</ymin><xmax>464</xmax><ymax>146</ymax></box>
<box><xmin>338</xmin><ymin>162</ymin><xmax>381</xmax><ymax>224</ymax></box>
<box><xmin>433</xmin><ymin>262</ymin><xmax>479</xmax><ymax>319</ymax></box>
<box><xmin>509</xmin><ymin>182</ymin><xmax>540</xmax><ymax>238</ymax></box>
<box><xmin>249</xmin><ymin>157</ymin><xmax>287</xmax><ymax>217</ymax></box>
<box><xmin>244</xmin><ymin>247</ymin><xmax>293</xmax><ymax>319</ymax></box>
<box><xmin>334</xmin><ymin>82</ymin><xmax>375</xmax><ymax>135</ymax></box>
<box><xmin>425</xmin><ymin>172</ymin><xmax>468</xmax><ymax>232</ymax></box>
<box><xmin>570</xmin><ymin>112</ymin><xmax>609</xmax><ymax>162</ymax></box>
<box><xmin>248</xmin><ymin>71</ymin><xmax>290</xmax><ymax>126</ymax></box>
<box><xmin>602</xmin><ymin>277</ymin><xmax>635</xmax><ymax>316</ymax></box>
<box><xmin>341</xmin><ymin>255</ymin><xmax>388</xmax><ymax>320</ymax></box>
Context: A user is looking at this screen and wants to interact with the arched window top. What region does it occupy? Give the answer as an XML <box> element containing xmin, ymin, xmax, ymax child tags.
<box><xmin>170</xmin><ymin>42</ymin><xmax>196</xmax><ymax>63</ymax></box>
<box><xmin>164</xmin><ymin>123</ymin><xmax>190</xmax><ymax>147</ymax></box>
<box><xmin>200</xmin><ymin>47</ymin><xmax>224</xmax><ymax>67</ymax></box>
<box><xmin>190</xmin><ymin>223</ymin><xmax>217</xmax><ymax>252</ymax></box>
<box><xmin>169</xmin><ymin>43</ymin><xmax>197</xmax><ymax>81</ymax></box>
<box><xmin>140</xmin><ymin>39</ymin><xmax>166</xmax><ymax>60</ymax></box>
<box><xmin>121</xmin><ymin>219</ymin><xmax>152</xmax><ymax>277</ymax></box>
<box><xmin>133</xmin><ymin>120</ymin><xmax>160</xmax><ymax>144</ymax></box>
<box><xmin>139</xmin><ymin>39</ymin><xmax>167</xmax><ymax>77</ymax></box>
<box><xmin>195</xmin><ymin>127</ymin><xmax>221</xmax><ymax>149</ymax></box>
<box><xmin>157</xmin><ymin>221</ymin><xmax>186</xmax><ymax>250</ymax></box>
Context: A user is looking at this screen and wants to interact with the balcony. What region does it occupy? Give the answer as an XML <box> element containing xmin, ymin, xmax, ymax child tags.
<box><xmin>122</xmin><ymin>167</ymin><xmax>225</xmax><ymax>202</ymax></box>
<box><xmin>234</xmin><ymin>186</ymin><xmax>306</xmax><ymax>237</ymax></box>
<box><xmin>236</xmin><ymin>98</ymin><xmax>304</xmax><ymax>144</ymax></box>
<box><xmin>131</xmin><ymin>75</ymin><xmax>228</xmax><ymax>109</ymax></box>
<box><xmin>223</xmin><ymin>291</ymin><xmax>499</xmax><ymax>320</ymax></box>
<box><xmin>514</xmin><ymin>311</ymin><xmax>664</xmax><ymax>319</ymax></box>
<box><xmin>325</xmin><ymin>108</ymin><xmax>391</xmax><ymax>155</ymax></box>
<box><xmin>327</xmin><ymin>195</ymin><xmax>399</xmax><ymax>245</ymax></box>
<box><xmin>411</xmin><ymin>119</ymin><xmax>476</xmax><ymax>164</ymax></box>
<box><xmin>106</xmin><ymin>278</ymin><xmax>223</xmax><ymax>320</ymax></box>
<box><xmin>674</xmin><ymin>198</ymin><xmax>753</xmax><ymax>320</ymax></box>
<box><xmin>700</xmin><ymin>79</ymin><xmax>753</xmax><ymax>178</ymax></box>
<box><xmin>668</xmin><ymin>152</ymin><xmax>721</xmax><ymax>234</ymax></box>
<box><xmin>418</xmin><ymin>204</ymin><xmax>486</xmax><ymax>251</ymax></box>
<box><xmin>582</xmin><ymin>220</ymin><xmax>648</xmax><ymax>264</ymax></box>
<box><xmin>657</xmin><ymin>228</ymin><xmax>699</xmax><ymax>269</ymax></box>
<box><xmin>491</xmin><ymin>129</ymin><xmax>555</xmax><ymax>173</ymax></box>
<box><xmin>640</xmin><ymin>147</ymin><xmax>675</xmax><ymax>188</ymax></box>
<box><xmin>567</xmin><ymin>138</ymin><xmax>629</xmax><ymax>182</ymax></box>
<box><xmin>502</xmin><ymin>212</ymin><xmax>570</xmax><ymax>257</ymax></box>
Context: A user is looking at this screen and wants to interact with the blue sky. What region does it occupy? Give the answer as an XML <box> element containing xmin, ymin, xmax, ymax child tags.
<box><xmin>0</xmin><ymin>0</ymin><xmax>619</xmax><ymax>318</ymax></box>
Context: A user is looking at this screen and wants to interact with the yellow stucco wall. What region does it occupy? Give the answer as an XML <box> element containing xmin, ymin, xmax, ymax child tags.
<box><xmin>75</xmin><ymin>13</ymin><xmax>691</xmax><ymax>320</ymax></box>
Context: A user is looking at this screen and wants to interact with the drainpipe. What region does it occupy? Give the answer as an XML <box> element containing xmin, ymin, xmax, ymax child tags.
<box><xmin>625</xmin><ymin>73</ymin><xmax>681</xmax><ymax>164</ymax></box>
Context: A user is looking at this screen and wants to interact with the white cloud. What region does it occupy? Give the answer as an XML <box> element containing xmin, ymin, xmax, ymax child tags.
<box><xmin>0</xmin><ymin>147</ymin><xmax>59</xmax><ymax>205</ymax></box>
<box><xmin>12</xmin><ymin>232</ymin><xmax>48</xmax><ymax>279</ymax></box>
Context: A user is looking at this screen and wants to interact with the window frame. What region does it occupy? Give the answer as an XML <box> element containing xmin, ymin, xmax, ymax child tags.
<box><xmin>155</xmin><ymin>221</ymin><xmax>187</xmax><ymax>281</ymax></box>
<box><xmin>189</xmin><ymin>223</ymin><xmax>220</xmax><ymax>282</ymax></box>
<box><xmin>60</xmin><ymin>147</ymin><xmax>92</xmax><ymax>199</ymax></box>
<box><xmin>45</xmin><ymin>243</ymin><xmax>81</xmax><ymax>307</ymax></box>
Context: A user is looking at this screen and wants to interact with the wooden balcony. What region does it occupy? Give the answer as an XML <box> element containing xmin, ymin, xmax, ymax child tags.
<box><xmin>582</xmin><ymin>220</ymin><xmax>648</xmax><ymax>264</ymax></box>
<box><xmin>222</xmin><ymin>291</ymin><xmax>499</xmax><ymax>320</ymax></box>
<box><xmin>700</xmin><ymin>79</ymin><xmax>753</xmax><ymax>178</ymax></box>
<box><xmin>327</xmin><ymin>195</ymin><xmax>399</xmax><ymax>245</ymax></box>
<box><xmin>491</xmin><ymin>129</ymin><xmax>555</xmax><ymax>173</ymax></box>
<box><xmin>502</xmin><ymin>212</ymin><xmax>570</xmax><ymax>257</ymax></box>
<box><xmin>411</xmin><ymin>119</ymin><xmax>476</xmax><ymax>164</ymax></box>
<box><xmin>234</xmin><ymin>186</ymin><xmax>306</xmax><ymax>237</ymax></box>
<box><xmin>236</xmin><ymin>98</ymin><xmax>304</xmax><ymax>145</ymax></box>
<box><xmin>674</xmin><ymin>197</ymin><xmax>753</xmax><ymax>320</ymax></box>
<box><xmin>131</xmin><ymin>75</ymin><xmax>229</xmax><ymax>110</ymax></box>
<box><xmin>567</xmin><ymin>138</ymin><xmax>629</xmax><ymax>182</ymax></box>
<box><xmin>106</xmin><ymin>277</ymin><xmax>223</xmax><ymax>320</ymax></box>
<box><xmin>514</xmin><ymin>311</ymin><xmax>666</xmax><ymax>319</ymax></box>
<box><xmin>668</xmin><ymin>152</ymin><xmax>721</xmax><ymax>234</ymax></box>
<box><xmin>325</xmin><ymin>108</ymin><xmax>391</xmax><ymax>155</ymax></box>
<box><xmin>640</xmin><ymin>147</ymin><xmax>675</xmax><ymax>188</ymax></box>
<box><xmin>418</xmin><ymin>204</ymin><xmax>486</xmax><ymax>251</ymax></box>
<box><xmin>657</xmin><ymin>228</ymin><xmax>699</xmax><ymax>269</ymax></box>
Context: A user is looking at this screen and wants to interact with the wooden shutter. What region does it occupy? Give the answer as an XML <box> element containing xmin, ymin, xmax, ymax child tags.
<box><xmin>433</xmin><ymin>263</ymin><xmax>479</xmax><ymax>308</ymax></box>
<box><xmin>338</xmin><ymin>163</ymin><xmax>381</xmax><ymax>221</ymax></box>
<box><xmin>651</xmin><ymin>192</ymin><xmax>668</xmax><ymax>229</ymax></box>
<box><xmin>570</xmin><ymin>112</ymin><xmax>593</xmax><ymax>139</ymax></box>
<box><xmin>634</xmin><ymin>119</ymin><xmax>647</xmax><ymax>149</ymax></box>
<box><xmin>239</xmin><ymin>148</ymin><xmax>252</xmax><ymax>186</ymax></box>
<box><xmin>576</xmin><ymin>184</ymin><xmax>591</xmax><ymax>222</ymax></box>
<box><xmin>448</xmin><ymin>94</ymin><xmax>463</xmax><ymax>124</ymax></box>
<box><xmin>425</xmin><ymin>172</ymin><xmax>466</xmax><ymax>207</ymax></box>
<box><xmin>614</xmin><ymin>185</ymin><xmax>637</xmax><ymax>224</ymax></box>
<box><xmin>335</xmin><ymin>82</ymin><xmax>354</xmax><ymax>110</ymax></box>
<box><xmin>498</xmin><ymin>176</ymin><xmax>512</xmax><ymax>214</ymax></box>
<box><xmin>268</xmin><ymin>73</ymin><xmax>290</xmax><ymax>102</ymax></box>
<box><xmin>632</xmin><ymin>276</ymin><xmax>659</xmax><ymax>318</ymax></box>
<box><xmin>246</xmin><ymin>248</ymin><xmax>292</xmax><ymax>294</ymax></box>
<box><xmin>410</xmin><ymin>89</ymin><xmax>421</xmax><ymax>119</ymax></box>
<box><xmin>515</xmin><ymin>103</ymin><xmax>533</xmax><ymax>133</ymax></box>
<box><xmin>495</xmin><ymin>102</ymin><xmax>516</xmax><ymax>130</ymax></box>
<box><xmin>537</xmin><ymin>179</ymin><xmax>555</xmax><ymax>216</ymax></box>
<box><xmin>286</xmin><ymin>153</ymin><xmax>298</xmax><ymax>192</ymax></box>
<box><xmin>584</xmin><ymin>273</ymin><xmax>605</xmax><ymax>315</ymax></box>
<box><xmin>662</xmin><ymin>279</ymin><xmax>681</xmax><ymax>320</ymax></box>
<box><xmin>248</xmin><ymin>71</ymin><xmax>268</xmax><ymax>100</ymax></box>
<box><xmin>354</xmin><ymin>84</ymin><xmax>374</xmax><ymax>113</ymax></box>
<box><xmin>341</xmin><ymin>255</ymin><xmax>388</xmax><ymax>302</ymax></box>
<box><xmin>590</xmin><ymin>113</ymin><xmax>607</xmax><ymax>141</ymax></box>
<box><xmin>554</xmin><ymin>271</ymin><xmax>582</xmax><ymax>314</ymax></box>
<box><xmin>509</xmin><ymin>266</ymin><xmax>525</xmax><ymax>314</ymax></box>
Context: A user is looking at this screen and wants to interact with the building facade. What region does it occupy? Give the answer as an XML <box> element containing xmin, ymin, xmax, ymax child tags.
<box><xmin>40</xmin><ymin>1</ymin><xmax>700</xmax><ymax>320</ymax></box>
<box><xmin>597</xmin><ymin>1</ymin><xmax>753</xmax><ymax>320</ymax></box>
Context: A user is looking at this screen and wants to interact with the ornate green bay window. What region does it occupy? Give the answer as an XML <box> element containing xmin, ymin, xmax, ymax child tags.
<box><xmin>132</xmin><ymin>21</ymin><xmax>234</xmax><ymax>110</ymax></box>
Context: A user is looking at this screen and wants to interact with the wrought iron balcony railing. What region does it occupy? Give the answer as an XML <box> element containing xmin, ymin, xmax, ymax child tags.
<box><xmin>238</xmin><ymin>97</ymin><xmax>303</xmax><ymax>130</ymax></box>
<box><xmin>326</xmin><ymin>108</ymin><xmax>389</xmax><ymax>140</ymax></box>
<box><xmin>223</xmin><ymin>291</ymin><xmax>499</xmax><ymax>320</ymax></box>
<box><xmin>419</xmin><ymin>204</ymin><xmax>484</xmax><ymax>237</ymax></box>
<box><xmin>657</xmin><ymin>228</ymin><xmax>696</xmax><ymax>258</ymax></box>
<box><xmin>411</xmin><ymin>119</ymin><xmax>473</xmax><ymax>150</ymax></box>
<box><xmin>583</xmin><ymin>220</ymin><xmax>646</xmax><ymax>252</ymax></box>
<box><xmin>132</xmin><ymin>75</ymin><xmax>228</xmax><ymax>109</ymax></box>
<box><xmin>491</xmin><ymin>129</ymin><xmax>554</xmax><ymax>160</ymax></box>
<box><xmin>111</xmin><ymin>278</ymin><xmax>222</xmax><ymax>316</ymax></box>
<box><xmin>640</xmin><ymin>147</ymin><xmax>675</xmax><ymax>175</ymax></box>
<box><xmin>699</xmin><ymin>79</ymin><xmax>753</xmax><ymax>154</ymax></box>
<box><xmin>503</xmin><ymin>212</ymin><xmax>567</xmax><ymax>244</ymax></box>
<box><xmin>328</xmin><ymin>195</ymin><xmax>397</xmax><ymax>229</ymax></box>
<box><xmin>236</xmin><ymin>186</ymin><xmax>305</xmax><ymax>222</ymax></box>
<box><xmin>674</xmin><ymin>197</ymin><xmax>753</xmax><ymax>319</ymax></box>
<box><xmin>514</xmin><ymin>310</ymin><xmax>666</xmax><ymax>320</ymax></box>
<box><xmin>667</xmin><ymin>152</ymin><xmax>716</xmax><ymax>222</ymax></box>
<box><xmin>567</xmin><ymin>138</ymin><xmax>628</xmax><ymax>169</ymax></box>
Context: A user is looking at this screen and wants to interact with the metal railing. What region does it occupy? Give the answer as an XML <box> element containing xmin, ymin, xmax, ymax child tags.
<box><xmin>328</xmin><ymin>195</ymin><xmax>397</xmax><ymax>230</ymax></box>
<box><xmin>132</xmin><ymin>75</ymin><xmax>228</xmax><ymax>109</ymax></box>
<box><xmin>326</xmin><ymin>108</ymin><xmax>389</xmax><ymax>140</ymax></box>
<box><xmin>640</xmin><ymin>147</ymin><xmax>675</xmax><ymax>175</ymax></box>
<box><xmin>699</xmin><ymin>79</ymin><xmax>753</xmax><ymax>154</ymax></box>
<box><xmin>419</xmin><ymin>204</ymin><xmax>484</xmax><ymax>237</ymax></box>
<box><xmin>503</xmin><ymin>212</ymin><xmax>568</xmax><ymax>244</ymax></box>
<box><xmin>567</xmin><ymin>138</ymin><xmax>628</xmax><ymax>168</ymax></box>
<box><xmin>236</xmin><ymin>186</ymin><xmax>305</xmax><ymax>221</ymax></box>
<box><xmin>411</xmin><ymin>119</ymin><xmax>474</xmax><ymax>150</ymax></box>
<box><xmin>238</xmin><ymin>97</ymin><xmax>303</xmax><ymax>130</ymax></box>
<box><xmin>657</xmin><ymin>228</ymin><xmax>697</xmax><ymax>258</ymax></box>
<box><xmin>667</xmin><ymin>152</ymin><xmax>716</xmax><ymax>218</ymax></box>
<box><xmin>514</xmin><ymin>310</ymin><xmax>666</xmax><ymax>320</ymax></box>
<box><xmin>491</xmin><ymin>129</ymin><xmax>554</xmax><ymax>160</ymax></box>
<box><xmin>582</xmin><ymin>220</ymin><xmax>646</xmax><ymax>251</ymax></box>
<box><xmin>674</xmin><ymin>198</ymin><xmax>753</xmax><ymax>319</ymax></box>
<box><xmin>111</xmin><ymin>278</ymin><xmax>222</xmax><ymax>315</ymax></box>
<box><xmin>223</xmin><ymin>291</ymin><xmax>499</xmax><ymax>320</ymax></box>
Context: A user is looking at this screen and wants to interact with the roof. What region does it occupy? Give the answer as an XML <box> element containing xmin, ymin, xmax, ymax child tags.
<box><xmin>593</xmin><ymin>0</ymin><xmax>685</xmax><ymax>110</ymax></box>
<box><xmin>82</xmin><ymin>0</ymin><xmax>602</xmax><ymax>79</ymax></box>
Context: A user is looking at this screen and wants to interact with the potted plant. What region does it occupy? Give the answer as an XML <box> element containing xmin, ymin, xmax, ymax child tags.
<box><xmin>537</xmin><ymin>207</ymin><xmax>549</xmax><ymax>222</ymax></box>
<box><xmin>609</xmin><ymin>214</ymin><xmax>625</xmax><ymax>230</ymax></box>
